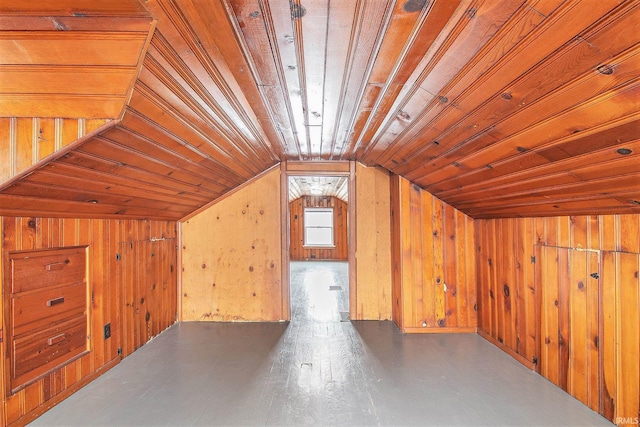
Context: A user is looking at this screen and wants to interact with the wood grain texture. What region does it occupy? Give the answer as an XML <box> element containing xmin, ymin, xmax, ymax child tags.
<box><xmin>0</xmin><ymin>0</ymin><xmax>153</xmax><ymax>118</ymax></box>
<box><xmin>390</xmin><ymin>175</ymin><xmax>476</xmax><ymax>332</ymax></box>
<box><xmin>180</xmin><ymin>168</ymin><xmax>283</xmax><ymax>322</ymax></box>
<box><xmin>0</xmin><ymin>117</ymin><xmax>110</xmax><ymax>185</ymax></box>
<box><xmin>1</xmin><ymin>1</ymin><xmax>639</xmax><ymax>220</ymax></box>
<box><xmin>354</xmin><ymin>163</ymin><xmax>391</xmax><ymax>321</ymax></box>
<box><xmin>476</xmin><ymin>214</ymin><xmax>640</xmax><ymax>424</ymax></box>
<box><xmin>1</xmin><ymin>216</ymin><xmax>177</xmax><ymax>426</ymax></box>
<box><xmin>289</xmin><ymin>196</ymin><xmax>348</xmax><ymax>261</ymax></box>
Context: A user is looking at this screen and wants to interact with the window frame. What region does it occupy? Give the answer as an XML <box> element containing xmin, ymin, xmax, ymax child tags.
<box><xmin>303</xmin><ymin>207</ymin><xmax>335</xmax><ymax>248</ymax></box>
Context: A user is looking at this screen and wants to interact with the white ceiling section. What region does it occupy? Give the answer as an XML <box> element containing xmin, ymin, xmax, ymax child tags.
<box><xmin>288</xmin><ymin>176</ymin><xmax>348</xmax><ymax>202</ymax></box>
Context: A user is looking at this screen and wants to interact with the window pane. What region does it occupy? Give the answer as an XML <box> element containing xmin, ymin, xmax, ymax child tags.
<box><xmin>306</xmin><ymin>227</ymin><xmax>332</xmax><ymax>245</ymax></box>
<box><xmin>305</xmin><ymin>210</ymin><xmax>332</xmax><ymax>227</ymax></box>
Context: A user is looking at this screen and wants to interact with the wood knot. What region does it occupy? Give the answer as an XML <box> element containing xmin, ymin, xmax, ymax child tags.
<box><xmin>596</xmin><ymin>64</ymin><xmax>614</xmax><ymax>75</ymax></box>
<box><xmin>402</xmin><ymin>0</ymin><xmax>428</xmax><ymax>13</ymax></box>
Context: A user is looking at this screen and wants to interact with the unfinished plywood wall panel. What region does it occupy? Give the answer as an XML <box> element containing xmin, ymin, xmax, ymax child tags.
<box><xmin>181</xmin><ymin>168</ymin><xmax>283</xmax><ymax>321</ymax></box>
<box><xmin>476</xmin><ymin>214</ymin><xmax>640</xmax><ymax>425</ymax></box>
<box><xmin>0</xmin><ymin>118</ymin><xmax>110</xmax><ymax>184</ymax></box>
<box><xmin>0</xmin><ymin>216</ymin><xmax>177</xmax><ymax>426</ymax></box>
<box><xmin>390</xmin><ymin>174</ymin><xmax>476</xmax><ymax>333</ymax></box>
<box><xmin>290</xmin><ymin>196</ymin><xmax>348</xmax><ymax>261</ymax></box>
<box><xmin>354</xmin><ymin>163</ymin><xmax>391</xmax><ymax>321</ymax></box>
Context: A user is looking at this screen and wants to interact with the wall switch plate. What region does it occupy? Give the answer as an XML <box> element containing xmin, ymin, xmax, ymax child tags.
<box><xmin>104</xmin><ymin>323</ymin><xmax>111</xmax><ymax>340</ymax></box>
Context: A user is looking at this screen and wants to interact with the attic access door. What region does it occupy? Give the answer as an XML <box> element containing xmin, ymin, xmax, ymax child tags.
<box><xmin>535</xmin><ymin>245</ymin><xmax>640</xmax><ymax>423</ymax></box>
<box><xmin>282</xmin><ymin>162</ymin><xmax>356</xmax><ymax>322</ymax></box>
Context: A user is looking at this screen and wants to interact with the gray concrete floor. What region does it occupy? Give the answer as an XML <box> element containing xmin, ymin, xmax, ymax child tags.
<box><xmin>32</xmin><ymin>261</ymin><xmax>612</xmax><ymax>426</ymax></box>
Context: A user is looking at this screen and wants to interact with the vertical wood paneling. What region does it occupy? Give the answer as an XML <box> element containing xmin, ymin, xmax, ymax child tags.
<box><xmin>390</xmin><ymin>174</ymin><xmax>403</xmax><ymax>329</ymax></box>
<box><xmin>0</xmin><ymin>117</ymin><xmax>110</xmax><ymax>185</ymax></box>
<box><xmin>289</xmin><ymin>196</ymin><xmax>348</xmax><ymax>261</ymax></box>
<box><xmin>354</xmin><ymin>163</ymin><xmax>392</xmax><ymax>321</ymax></box>
<box><xmin>1</xmin><ymin>216</ymin><xmax>177</xmax><ymax>426</ymax></box>
<box><xmin>181</xmin><ymin>168</ymin><xmax>283</xmax><ymax>322</ymax></box>
<box><xmin>390</xmin><ymin>175</ymin><xmax>476</xmax><ymax>333</ymax></box>
<box><xmin>616</xmin><ymin>252</ymin><xmax>640</xmax><ymax>426</ymax></box>
<box><xmin>476</xmin><ymin>214</ymin><xmax>640</xmax><ymax>425</ymax></box>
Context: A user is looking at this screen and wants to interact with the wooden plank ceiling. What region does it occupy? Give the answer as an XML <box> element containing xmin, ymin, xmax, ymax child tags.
<box><xmin>0</xmin><ymin>0</ymin><xmax>638</xmax><ymax>220</ymax></box>
<box><xmin>288</xmin><ymin>176</ymin><xmax>348</xmax><ymax>202</ymax></box>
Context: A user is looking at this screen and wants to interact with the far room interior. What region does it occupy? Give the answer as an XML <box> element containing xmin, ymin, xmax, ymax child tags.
<box><xmin>0</xmin><ymin>1</ymin><xmax>639</xmax><ymax>426</ymax></box>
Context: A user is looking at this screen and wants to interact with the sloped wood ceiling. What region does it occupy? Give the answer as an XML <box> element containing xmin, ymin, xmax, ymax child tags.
<box><xmin>0</xmin><ymin>0</ymin><xmax>638</xmax><ymax>220</ymax></box>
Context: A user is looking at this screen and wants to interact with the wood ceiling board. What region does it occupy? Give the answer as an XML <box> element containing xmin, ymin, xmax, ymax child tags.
<box><xmin>227</xmin><ymin>0</ymin><xmax>300</xmax><ymax>158</ymax></box>
<box><xmin>58</xmin><ymin>150</ymin><xmax>223</xmax><ymax>200</ymax></box>
<box><xmin>261</xmin><ymin>0</ymin><xmax>312</xmax><ymax>158</ymax></box>
<box><xmin>288</xmin><ymin>176</ymin><xmax>348</xmax><ymax>202</ymax></box>
<box><xmin>0</xmin><ymin>0</ymin><xmax>149</xmax><ymax>16</ymax></box>
<box><xmin>350</xmin><ymin>0</ymin><xmax>463</xmax><ymax>158</ymax></box>
<box><xmin>0</xmin><ymin>16</ymin><xmax>153</xmax><ymax>32</ymax></box>
<box><xmin>425</xmin><ymin>120</ymin><xmax>640</xmax><ymax>197</ymax></box>
<box><xmin>1</xmin><ymin>1</ymin><xmax>639</xmax><ymax>220</ymax></box>
<box><xmin>298</xmin><ymin>0</ymin><xmax>328</xmax><ymax>129</ymax></box>
<box><xmin>125</xmin><ymin>89</ymin><xmax>262</xmax><ymax>180</ymax></box>
<box><xmin>142</xmin><ymin>1</ymin><xmax>278</xmax><ymax>163</ymax></box>
<box><xmin>0</xmin><ymin>32</ymin><xmax>148</xmax><ymax>66</ymax></box>
<box><xmin>452</xmin><ymin>173</ymin><xmax>640</xmax><ymax>211</ymax></box>
<box><xmin>362</xmin><ymin>0</ymin><xmax>525</xmax><ymax>164</ymax></box>
<box><xmin>22</xmin><ymin>163</ymin><xmax>209</xmax><ymax>206</ymax></box>
<box><xmin>372</xmin><ymin>0</ymin><xmax>598</xmax><ymax>171</ymax></box>
<box><xmin>0</xmin><ymin>95</ymin><xmax>126</xmax><ymax>119</ymax></box>
<box><xmin>285</xmin><ymin>161</ymin><xmax>350</xmax><ymax>174</ymax></box>
<box><xmin>438</xmin><ymin>81</ymin><xmax>640</xmax><ymax>177</ymax></box>
<box><xmin>319</xmin><ymin>0</ymin><xmax>359</xmax><ymax>158</ymax></box>
<box><xmin>177</xmin><ymin>0</ymin><xmax>286</xmax><ymax>159</ymax></box>
<box><xmin>1</xmin><ymin>66</ymin><xmax>135</xmax><ymax>95</ymax></box>
<box><xmin>0</xmin><ymin>193</ymin><xmax>184</xmax><ymax>220</ymax></box>
<box><xmin>374</xmin><ymin>0</ymin><xmax>627</xmax><ymax>172</ymax></box>
<box><xmin>135</xmin><ymin>59</ymin><xmax>272</xmax><ymax>173</ymax></box>
<box><xmin>91</xmin><ymin>126</ymin><xmax>238</xmax><ymax>192</ymax></box>
<box><xmin>73</xmin><ymin>139</ymin><xmax>228</xmax><ymax>195</ymax></box>
<box><xmin>331</xmin><ymin>0</ymin><xmax>395</xmax><ymax>160</ymax></box>
<box><xmin>3</xmin><ymin>179</ymin><xmax>198</xmax><ymax>214</ymax></box>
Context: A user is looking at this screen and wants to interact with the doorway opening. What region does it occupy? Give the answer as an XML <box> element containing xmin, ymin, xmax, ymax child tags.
<box><xmin>286</xmin><ymin>174</ymin><xmax>351</xmax><ymax>323</ymax></box>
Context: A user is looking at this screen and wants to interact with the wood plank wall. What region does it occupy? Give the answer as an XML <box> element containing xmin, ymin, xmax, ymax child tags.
<box><xmin>476</xmin><ymin>214</ymin><xmax>640</xmax><ymax>425</ymax></box>
<box><xmin>0</xmin><ymin>216</ymin><xmax>177</xmax><ymax>426</ymax></box>
<box><xmin>289</xmin><ymin>196</ymin><xmax>348</xmax><ymax>261</ymax></box>
<box><xmin>354</xmin><ymin>163</ymin><xmax>391</xmax><ymax>321</ymax></box>
<box><xmin>390</xmin><ymin>175</ymin><xmax>476</xmax><ymax>333</ymax></box>
<box><xmin>181</xmin><ymin>168</ymin><xmax>284</xmax><ymax>321</ymax></box>
<box><xmin>0</xmin><ymin>117</ymin><xmax>110</xmax><ymax>184</ymax></box>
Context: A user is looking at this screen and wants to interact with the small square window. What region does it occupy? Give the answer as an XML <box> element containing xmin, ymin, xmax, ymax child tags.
<box><xmin>304</xmin><ymin>208</ymin><xmax>333</xmax><ymax>246</ymax></box>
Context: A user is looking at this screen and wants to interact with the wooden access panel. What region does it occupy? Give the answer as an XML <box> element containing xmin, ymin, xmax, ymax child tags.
<box><xmin>603</xmin><ymin>251</ymin><xmax>640</xmax><ymax>426</ymax></box>
<box><xmin>537</xmin><ymin>246</ymin><xmax>640</xmax><ymax>425</ymax></box>
<box><xmin>537</xmin><ymin>246</ymin><xmax>600</xmax><ymax>409</ymax></box>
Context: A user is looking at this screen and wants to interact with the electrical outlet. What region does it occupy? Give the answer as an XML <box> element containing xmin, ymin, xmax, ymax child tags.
<box><xmin>104</xmin><ymin>323</ymin><xmax>111</xmax><ymax>340</ymax></box>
